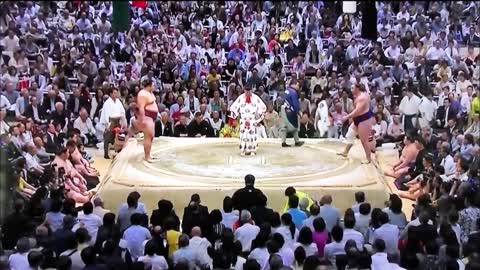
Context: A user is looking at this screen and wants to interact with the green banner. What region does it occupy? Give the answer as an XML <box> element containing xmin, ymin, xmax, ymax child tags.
<box><xmin>112</xmin><ymin>1</ymin><xmax>130</xmax><ymax>33</ymax></box>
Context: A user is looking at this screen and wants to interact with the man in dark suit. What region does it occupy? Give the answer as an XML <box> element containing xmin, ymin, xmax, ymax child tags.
<box><xmin>411</xmin><ymin>211</ymin><xmax>438</xmax><ymax>245</ymax></box>
<box><xmin>299</xmin><ymin>113</ymin><xmax>316</xmax><ymax>138</ymax></box>
<box><xmin>187</xmin><ymin>111</ymin><xmax>215</xmax><ymax>137</ymax></box>
<box><xmin>174</xmin><ymin>115</ymin><xmax>189</xmax><ymax>137</ymax></box>
<box><xmin>470</xmin><ymin>146</ymin><xmax>480</xmax><ymax>177</ymax></box>
<box><xmin>250</xmin><ymin>195</ymin><xmax>274</xmax><ymax>226</ymax></box>
<box><xmin>67</xmin><ymin>88</ymin><xmax>90</xmax><ymax>119</ymax></box>
<box><xmin>49</xmin><ymin>102</ymin><xmax>69</xmax><ymax>131</ymax></box>
<box><xmin>44</xmin><ymin>122</ymin><xmax>61</xmax><ymax>154</ymax></box>
<box><xmin>150</xmin><ymin>199</ymin><xmax>180</xmax><ymax>230</ymax></box>
<box><xmin>447</xmin><ymin>118</ymin><xmax>461</xmax><ymax>141</ymax></box>
<box><xmin>436</xmin><ymin>98</ymin><xmax>457</xmax><ymax>129</ymax></box>
<box><xmin>24</xmin><ymin>96</ymin><xmax>45</xmax><ymax>124</ymax></box>
<box><xmin>181</xmin><ymin>194</ymin><xmax>209</xmax><ymax>234</ymax></box>
<box><xmin>154</xmin><ymin>111</ymin><xmax>174</xmax><ymax>137</ymax></box>
<box><xmin>464</xmin><ymin>26</ymin><xmax>480</xmax><ymax>46</ymax></box>
<box><xmin>421</xmin><ymin>127</ymin><xmax>439</xmax><ymax>154</ymax></box>
<box><xmin>232</xmin><ymin>174</ymin><xmax>267</xmax><ymax>211</ymax></box>
<box><xmin>41</xmin><ymin>89</ymin><xmax>63</xmax><ymax>114</ymax></box>
<box><xmin>415</xmin><ymin>57</ymin><xmax>432</xmax><ymax>95</ymax></box>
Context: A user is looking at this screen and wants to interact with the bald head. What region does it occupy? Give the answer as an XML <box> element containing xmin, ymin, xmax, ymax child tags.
<box><xmin>191</xmin><ymin>226</ymin><xmax>202</xmax><ymax>237</ymax></box>
<box><xmin>153</xmin><ymin>225</ymin><xmax>162</xmax><ymax>235</ymax></box>
<box><xmin>55</xmin><ymin>102</ymin><xmax>64</xmax><ymax>111</ymax></box>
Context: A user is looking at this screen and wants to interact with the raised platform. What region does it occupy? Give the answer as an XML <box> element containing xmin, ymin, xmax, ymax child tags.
<box><xmin>95</xmin><ymin>138</ymin><xmax>395</xmax><ymax>216</ymax></box>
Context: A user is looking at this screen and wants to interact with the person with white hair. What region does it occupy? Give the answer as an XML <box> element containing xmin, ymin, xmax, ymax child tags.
<box><xmin>24</xmin><ymin>141</ymin><xmax>45</xmax><ymax>176</ymax></box>
<box><xmin>234</xmin><ymin>210</ymin><xmax>260</xmax><ymax>253</ymax></box>
<box><xmin>189</xmin><ymin>227</ymin><xmax>212</xmax><ymax>268</ymax></box>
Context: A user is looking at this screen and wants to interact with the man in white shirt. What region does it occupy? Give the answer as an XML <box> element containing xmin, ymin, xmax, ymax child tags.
<box><xmin>1</xmin><ymin>30</ymin><xmax>20</xmax><ymax>53</ymax></box>
<box><xmin>372</xmin><ymin>212</ymin><xmax>399</xmax><ymax>257</ymax></box>
<box><xmin>342</xmin><ymin>215</ymin><xmax>364</xmax><ymax>250</ymax></box>
<box><xmin>221</xmin><ymin>196</ymin><xmax>238</xmax><ymax>230</ymax></box>
<box><xmin>0</xmin><ymin>109</ymin><xmax>9</xmax><ymax>134</ymax></box>
<box><xmin>418</xmin><ymin>93</ymin><xmax>437</xmax><ymax>129</ymax></box>
<box><xmin>234</xmin><ymin>210</ymin><xmax>260</xmax><ymax>252</ymax></box>
<box><xmin>0</xmin><ymin>95</ymin><xmax>11</xmax><ymax>111</ymax></box>
<box><xmin>174</xmin><ymin>29</ymin><xmax>188</xmax><ymax>50</ymax></box>
<box><xmin>346</xmin><ymin>38</ymin><xmax>360</xmax><ymax>63</ymax></box>
<box><xmin>92</xmin><ymin>197</ymin><xmax>110</xmax><ymax>220</ymax></box>
<box><xmin>189</xmin><ymin>227</ymin><xmax>212</xmax><ymax>267</ymax></box>
<box><xmin>384</xmin><ymin>42</ymin><xmax>402</xmax><ymax>63</ymax></box>
<box><xmin>439</xmin><ymin>142</ymin><xmax>456</xmax><ymax>176</ymax></box>
<box><xmin>24</xmin><ymin>141</ymin><xmax>44</xmax><ymax>176</ymax></box>
<box><xmin>123</xmin><ymin>213</ymin><xmax>152</xmax><ymax>261</ymax></box>
<box><xmin>74</xmin><ymin>108</ymin><xmax>96</xmax><ymax>146</ymax></box>
<box><xmin>371</xmin><ymin>239</ymin><xmax>404</xmax><ymax>270</ymax></box>
<box><xmin>76</xmin><ymin>11</ymin><xmax>92</xmax><ymax>32</ymax></box>
<box><xmin>354</xmin><ymin>203</ymin><xmax>371</xmax><ymax>241</ymax></box>
<box><xmin>72</xmin><ymin>202</ymin><xmax>102</xmax><ymax>245</ymax></box>
<box><xmin>399</xmin><ymin>88</ymin><xmax>421</xmax><ymax>132</ymax></box>
<box><xmin>420</xmin><ymin>30</ymin><xmax>436</xmax><ymax>48</ymax></box>
<box><xmin>15</xmin><ymin>8</ymin><xmax>31</xmax><ymax>34</ymax></box>
<box><xmin>100</xmin><ymin>88</ymin><xmax>126</xmax><ymax>159</ymax></box>
<box><xmin>254</xmin><ymin>57</ymin><xmax>269</xmax><ymax>81</ymax></box>
<box><xmin>138</xmin><ymin>240</ymin><xmax>169</xmax><ymax>270</ymax></box>
<box><xmin>396</xmin><ymin>5</ymin><xmax>410</xmax><ymax>22</ymax></box>
<box><xmin>324</xmin><ymin>225</ymin><xmax>346</xmax><ymax>265</ymax></box>
<box><xmin>272</xmin><ymin>232</ymin><xmax>294</xmax><ymax>267</ymax></box>
<box><xmin>425</xmin><ymin>40</ymin><xmax>445</xmax><ymax>62</ymax></box>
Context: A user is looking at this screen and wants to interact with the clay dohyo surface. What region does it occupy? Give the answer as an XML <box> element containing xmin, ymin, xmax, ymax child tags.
<box><xmin>95</xmin><ymin>137</ymin><xmax>393</xmax><ymax>215</ymax></box>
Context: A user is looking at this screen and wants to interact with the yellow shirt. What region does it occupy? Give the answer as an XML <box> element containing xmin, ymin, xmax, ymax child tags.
<box><xmin>18</xmin><ymin>177</ymin><xmax>27</xmax><ymax>190</ymax></box>
<box><xmin>166</xmin><ymin>229</ymin><xmax>181</xmax><ymax>258</ymax></box>
<box><xmin>219</xmin><ymin>124</ymin><xmax>240</xmax><ymax>138</ymax></box>
<box><xmin>470</xmin><ymin>97</ymin><xmax>480</xmax><ymax>120</ymax></box>
<box><xmin>280</xmin><ymin>29</ymin><xmax>293</xmax><ymax>43</ymax></box>
<box><xmin>282</xmin><ymin>191</ymin><xmax>315</xmax><ymax>213</ymax></box>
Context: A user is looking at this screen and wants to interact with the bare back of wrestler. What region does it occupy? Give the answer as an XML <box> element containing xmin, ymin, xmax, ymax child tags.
<box><xmin>338</xmin><ymin>83</ymin><xmax>375</xmax><ymax>164</ymax></box>
<box><xmin>132</xmin><ymin>80</ymin><xmax>158</xmax><ymax>162</ymax></box>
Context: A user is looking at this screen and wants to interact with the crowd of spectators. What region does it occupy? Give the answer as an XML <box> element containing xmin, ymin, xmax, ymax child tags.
<box><xmin>3</xmin><ymin>175</ymin><xmax>480</xmax><ymax>270</ymax></box>
<box><xmin>1</xmin><ymin>0</ymin><xmax>480</xmax><ymax>269</ymax></box>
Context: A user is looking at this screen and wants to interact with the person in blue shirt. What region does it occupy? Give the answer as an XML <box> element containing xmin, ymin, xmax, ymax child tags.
<box><xmin>286</xmin><ymin>195</ymin><xmax>307</xmax><ymax>230</ymax></box>
<box><xmin>279</xmin><ymin>80</ymin><xmax>304</xmax><ymax>147</ymax></box>
<box><xmin>227</xmin><ymin>42</ymin><xmax>245</xmax><ymax>62</ymax></box>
